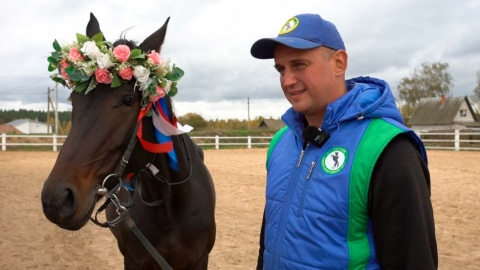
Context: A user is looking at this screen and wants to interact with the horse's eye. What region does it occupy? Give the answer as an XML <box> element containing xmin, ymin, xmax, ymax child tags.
<box><xmin>122</xmin><ymin>96</ymin><xmax>136</xmax><ymax>107</ymax></box>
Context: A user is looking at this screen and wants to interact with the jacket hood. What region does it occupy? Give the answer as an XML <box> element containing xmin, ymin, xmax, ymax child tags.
<box><xmin>282</xmin><ymin>76</ymin><xmax>403</xmax><ymax>135</ymax></box>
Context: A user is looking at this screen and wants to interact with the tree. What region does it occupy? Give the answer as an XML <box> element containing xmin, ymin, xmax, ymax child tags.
<box><xmin>398</xmin><ymin>62</ymin><xmax>454</xmax><ymax>107</ymax></box>
<box><xmin>178</xmin><ymin>113</ymin><xmax>207</xmax><ymax>130</ymax></box>
<box><xmin>472</xmin><ymin>71</ymin><xmax>480</xmax><ymax>112</ymax></box>
<box><xmin>398</xmin><ymin>103</ymin><xmax>416</xmax><ymax>119</ymax></box>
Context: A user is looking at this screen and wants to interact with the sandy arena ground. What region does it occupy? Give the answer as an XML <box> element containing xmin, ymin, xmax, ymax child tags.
<box><xmin>0</xmin><ymin>149</ymin><xmax>479</xmax><ymax>269</ymax></box>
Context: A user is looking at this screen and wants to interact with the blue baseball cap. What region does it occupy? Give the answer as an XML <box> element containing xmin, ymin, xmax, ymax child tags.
<box><xmin>251</xmin><ymin>14</ymin><xmax>345</xmax><ymax>59</ymax></box>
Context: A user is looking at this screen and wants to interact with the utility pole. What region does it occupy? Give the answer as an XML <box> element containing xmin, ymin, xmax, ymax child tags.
<box><xmin>55</xmin><ymin>83</ymin><xmax>59</xmax><ymax>134</ymax></box>
<box><xmin>47</xmin><ymin>87</ymin><xmax>51</xmax><ymax>133</ymax></box>
<box><xmin>248</xmin><ymin>97</ymin><xmax>251</xmax><ymax>129</ymax></box>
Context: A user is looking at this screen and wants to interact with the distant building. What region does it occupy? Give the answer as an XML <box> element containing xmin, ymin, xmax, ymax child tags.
<box><xmin>6</xmin><ymin>119</ymin><xmax>53</xmax><ymax>134</ymax></box>
<box><xmin>258</xmin><ymin>119</ymin><xmax>285</xmax><ymax>130</ymax></box>
<box><xmin>408</xmin><ymin>95</ymin><xmax>480</xmax><ymax>131</ymax></box>
<box><xmin>0</xmin><ymin>125</ymin><xmax>22</xmax><ymax>134</ymax></box>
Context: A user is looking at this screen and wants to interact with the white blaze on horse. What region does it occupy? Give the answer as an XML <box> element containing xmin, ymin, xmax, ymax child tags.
<box><xmin>41</xmin><ymin>13</ymin><xmax>216</xmax><ymax>270</ymax></box>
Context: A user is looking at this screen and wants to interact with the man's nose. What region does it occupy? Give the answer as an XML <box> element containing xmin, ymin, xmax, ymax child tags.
<box><xmin>281</xmin><ymin>69</ymin><xmax>297</xmax><ymax>88</ymax></box>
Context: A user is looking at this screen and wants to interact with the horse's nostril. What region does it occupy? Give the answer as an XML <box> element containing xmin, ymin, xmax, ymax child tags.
<box><xmin>61</xmin><ymin>188</ymin><xmax>75</xmax><ymax>216</ymax></box>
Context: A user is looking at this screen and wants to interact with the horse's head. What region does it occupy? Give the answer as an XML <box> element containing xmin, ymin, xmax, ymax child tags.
<box><xmin>41</xmin><ymin>13</ymin><xmax>173</xmax><ymax>230</ymax></box>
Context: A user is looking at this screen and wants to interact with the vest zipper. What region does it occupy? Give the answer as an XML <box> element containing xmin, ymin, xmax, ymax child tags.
<box><xmin>306</xmin><ymin>161</ymin><xmax>316</xmax><ymax>179</ymax></box>
<box><xmin>298</xmin><ymin>161</ymin><xmax>317</xmax><ymax>217</ymax></box>
<box><xmin>297</xmin><ymin>150</ymin><xmax>305</xmax><ymax>167</ymax></box>
<box><xmin>273</xmin><ymin>147</ymin><xmax>308</xmax><ymax>267</ymax></box>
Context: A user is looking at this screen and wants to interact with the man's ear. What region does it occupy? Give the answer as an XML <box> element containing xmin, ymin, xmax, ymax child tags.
<box><xmin>332</xmin><ymin>50</ymin><xmax>348</xmax><ymax>76</ymax></box>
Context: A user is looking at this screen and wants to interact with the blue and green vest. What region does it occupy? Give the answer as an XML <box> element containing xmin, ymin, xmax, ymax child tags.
<box><xmin>263</xmin><ymin>77</ymin><xmax>427</xmax><ymax>269</ymax></box>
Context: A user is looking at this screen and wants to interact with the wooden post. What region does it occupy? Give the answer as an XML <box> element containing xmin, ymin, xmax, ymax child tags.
<box><xmin>215</xmin><ymin>135</ymin><xmax>219</xmax><ymax>150</ymax></box>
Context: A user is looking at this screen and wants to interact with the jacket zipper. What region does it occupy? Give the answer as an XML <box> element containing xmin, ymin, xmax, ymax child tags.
<box><xmin>273</xmin><ymin>148</ymin><xmax>307</xmax><ymax>267</ymax></box>
<box><xmin>298</xmin><ymin>161</ymin><xmax>317</xmax><ymax>217</ymax></box>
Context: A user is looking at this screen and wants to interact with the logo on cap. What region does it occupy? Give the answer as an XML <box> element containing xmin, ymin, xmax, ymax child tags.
<box><xmin>279</xmin><ymin>17</ymin><xmax>299</xmax><ymax>35</ymax></box>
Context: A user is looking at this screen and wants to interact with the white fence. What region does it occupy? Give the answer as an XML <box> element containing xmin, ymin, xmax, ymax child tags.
<box><xmin>1</xmin><ymin>131</ymin><xmax>480</xmax><ymax>152</ymax></box>
<box><xmin>0</xmin><ymin>133</ymin><xmax>272</xmax><ymax>152</ymax></box>
<box><xmin>416</xmin><ymin>130</ymin><xmax>480</xmax><ymax>151</ymax></box>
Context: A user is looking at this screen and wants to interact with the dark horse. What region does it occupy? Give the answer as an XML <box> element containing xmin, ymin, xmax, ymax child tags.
<box><xmin>41</xmin><ymin>14</ymin><xmax>216</xmax><ymax>269</ymax></box>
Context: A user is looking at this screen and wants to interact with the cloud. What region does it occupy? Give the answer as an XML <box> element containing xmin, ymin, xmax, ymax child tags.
<box><xmin>1</xmin><ymin>0</ymin><xmax>479</xmax><ymax>120</ymax></box>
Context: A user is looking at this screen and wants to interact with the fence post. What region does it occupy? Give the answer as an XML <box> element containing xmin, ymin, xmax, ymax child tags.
<box><xmin>248</xmin><ymin>136</ymin><xmax>252</xmax><ymax>149</ymax></box>
<box><xmin>1</xmin><ymin>133</ymin><xmax>5</xmax><ymax>151</ymax></box>
<box><xmin>455</xmin><ymin>129</ymin><xmax>460</xmax><ymax>151</ymax></box>
<box><xmin>53</xmin><ymin>134</ymin><xmax>58</xmax><ymax>152</ymax></box>
<box><xmin>215</xmin><ymin>135</ymin><xmax>219</xmax><ymax>150</ymax></box>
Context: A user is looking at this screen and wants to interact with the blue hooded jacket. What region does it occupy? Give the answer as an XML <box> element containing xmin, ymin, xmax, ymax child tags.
<box><xmin>264</xmin><ymin>77</ymin><xmax>426</xmax><ymax>269</ymax></box>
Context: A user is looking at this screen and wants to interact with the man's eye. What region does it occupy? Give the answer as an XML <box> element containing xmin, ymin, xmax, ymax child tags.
<box><xmin>294</xmin><ymin>63</ymin><xmax>307</xmax><ymax>69</ymax></box>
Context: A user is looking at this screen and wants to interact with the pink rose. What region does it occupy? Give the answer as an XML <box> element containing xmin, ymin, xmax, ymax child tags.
<box><xmin>68</xmin><ymin>47</ymin><xmax>84</xmax><ymax>62</ymax></box>
<box><xmin>60</xmin><ymin>60</ymin><xmax>70</xmax><ymax>80</ymax></box>
<box><xmin>95</xmin><ymin>69</ymin><xmax>113</xmax><ymax>84</ymax></box>
<box><xmin>147</xmin><ymin>50</ymin><xmax>165</xmax><ymax>65</ymax></box>
<box><xmin>151</xmin><ymin>85</ymin><xmax>166</xmax><ymax>102</ymax></box>
<box><xmin>118</xmin><ymin>67</ymin><xmax>133</xmax><ymax>80</ymax></box>
<box><xmin>113</xmin><ymin>45</ymin><xmax>131</xmax><ymax>62</ymax></box>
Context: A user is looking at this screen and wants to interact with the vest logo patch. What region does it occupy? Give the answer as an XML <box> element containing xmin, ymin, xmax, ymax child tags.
<box><xmin>322</xmin><ymin>147</ymin><xmax>348</xmax><ymax>174</ymax></box>
<box><xmin>279</xmin><ymin>17</ymin><xmax>299</xmax><ymax>35</ymax></box>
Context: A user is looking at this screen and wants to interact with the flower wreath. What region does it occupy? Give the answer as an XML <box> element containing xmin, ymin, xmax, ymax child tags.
<box><xmin>47</xmin><ymin>32</ymin><xmax>184</xmax><ymax>107</ymax></box>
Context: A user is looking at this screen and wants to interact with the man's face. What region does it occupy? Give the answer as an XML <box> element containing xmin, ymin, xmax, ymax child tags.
<box><xmin>273</xmin><ymin>44</ymin><xmax>345</xmax><ymax>124</ymax></box>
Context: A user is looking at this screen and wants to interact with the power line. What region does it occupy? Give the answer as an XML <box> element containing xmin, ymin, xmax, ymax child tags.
<box><xmin>0</xmin><ymin>93</ymin><xmax>47</xmax><ymax>95</ymax></box>
<box><xmin>0</xmin><ymin>78</ymin><xmax>50</xmax><ymax>92</ymax></box>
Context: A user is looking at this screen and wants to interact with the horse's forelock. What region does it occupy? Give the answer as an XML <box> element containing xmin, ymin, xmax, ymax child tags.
<box><xmin>113</xmin><ymin>39</ymin><xmax>138</xmax><ymax>50</ymax></box>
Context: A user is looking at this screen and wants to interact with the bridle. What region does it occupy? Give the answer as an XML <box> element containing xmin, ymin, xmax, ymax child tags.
<box><xmin>89</xmin><ymin>104</ymin><xmax>193</xmax><ymax>270</ymax></box>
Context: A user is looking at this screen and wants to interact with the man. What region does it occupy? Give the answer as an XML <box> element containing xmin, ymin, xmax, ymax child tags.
<box><xmin>251</xmin><ymin>13</ymin><xmax>437</xmax><ymax>269</ymax></box>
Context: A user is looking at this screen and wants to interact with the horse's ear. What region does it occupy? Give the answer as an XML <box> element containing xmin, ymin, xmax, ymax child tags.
<box><xmin>139</xmin><ymin>17</ymin><xmax>170</xmax><ymax>53</ymax></box>
<box><xmin>86</xmin><ymin>12</ymin><xmax>106</xmax><ymax>40</ymax></box>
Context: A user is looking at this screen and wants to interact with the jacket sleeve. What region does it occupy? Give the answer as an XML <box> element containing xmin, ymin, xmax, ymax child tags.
<box><xmin>256</xmin><ymin>210</ymin><xmax>265</xmax><ymax>270</ymax></box>
<box><xmin>369</xmin><ymin>134</ymin><xmax>438</xmax><ymax>269</ymax></box>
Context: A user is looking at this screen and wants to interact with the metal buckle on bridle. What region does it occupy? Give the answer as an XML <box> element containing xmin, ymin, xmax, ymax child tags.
<box><xmin>96</xmin><ymin>173</ymin><xmax>122</xmax><ymax>196</ymax></box>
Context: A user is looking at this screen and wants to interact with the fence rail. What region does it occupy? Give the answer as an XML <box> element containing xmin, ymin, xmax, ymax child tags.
<box><xmin>2</xmin><ymin>131</ymin><xmax>480</xmax><ymax>151</ymax></box>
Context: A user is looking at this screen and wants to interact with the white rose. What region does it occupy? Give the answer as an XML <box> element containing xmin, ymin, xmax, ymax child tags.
<box><xmin>139</xmin><ymin>78</ymin><xmax>153</xmax><ymax>91</ymax></box>
<box><xmin>96</xmin><ymin>53</ymin><xmax>113</xmax><ymax>69</ymax></box>
<box><xmin>81</xmin><ymin>41</ymin><xmax>102</xmax><ymax>60</ymax></box>
<box><xmin>164</xmin><ymin>80</ymin><xmax>173</xmax><ymax>94</ymax></box>
<box><xmin>133</xmin><ymin>66</ymin><xmax>151</xmax><ymax>83</ymax></box>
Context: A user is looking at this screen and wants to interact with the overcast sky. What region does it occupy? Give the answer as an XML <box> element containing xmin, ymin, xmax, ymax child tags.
<box><xmin>0</xmin><ymin>0</ymin><xmax>479</xmax><ymax>120</ymax></box>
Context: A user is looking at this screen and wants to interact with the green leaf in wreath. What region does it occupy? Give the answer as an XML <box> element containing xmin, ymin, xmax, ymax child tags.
<box><xmin>48</xmin><ymin>64</ymin><xmax>57</xmax><ymax>72</ymax></box>
<box><xmin>53</xmin><ymin>40</ymin><xmax>61</xmax><ymax>51</ymax></box>
<box><xmin>111</xmin><ymin>73</ymin><xmax>121</xmax><ymax>88</ymax></box>
<box><xmin>130</xmin><ymin>49</ymin><xmax>146</xmax><ymax>60</ymax></box>
<box><xmin>91</xmin><ymin>32</ymin><xmax>104</xmax><ymax>43</ymax></box>
<box><xmin>85</xmin><ymin>78</ymin><xmax>98</xmax><ymax>94</ymax></box>
<box><xmin>75</xmin><ymin>81</ymin><xmax>89</xmax><ymax>92</ymax></box>
<box><xmin>168</xmin><ymin>83</ymin><xmax>178</xmax><ymax>97</ymax></box>
<box><xmin>146</xmin><ymin>81</ymin><xmax>155</xmax><ymax>95</ymax></box>
<box><xmin>104</xmin><ymin>41</ymin><xmax>113</xmax><ymax>47</ymax></box>
<box><xmin>167</xmin><ymin>66</ymin><xmax>185</xmax><ymax>82</ymax></box>
<box><xmin>66</xmin><ymin>66</ymin><xmax>89</xmax><ymax>81</ymax></box>
<box><xmin>47</xmin><ymin>56</ymin><xmax>58</xmax><ymax>65</ymax></box>
<box><xmin>52</xmin><ymin>77</ymin><xmax>67</xmax><ymax>87</ymax></box>
<box><xmin>76</xmin><ymin>33</ymin><xmax>90</xmax><ymax>45</ymax></box>
<box><xmin>51</xmin><ymin>51</ymin><xmax>61</xmax><ymax>59</ymax></box>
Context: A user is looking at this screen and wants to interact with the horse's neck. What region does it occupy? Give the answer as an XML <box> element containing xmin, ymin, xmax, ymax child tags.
<box><xmin>129</xmin><ymin>116</ymin><xmax>190</xmax><ymax>205</ymax></box>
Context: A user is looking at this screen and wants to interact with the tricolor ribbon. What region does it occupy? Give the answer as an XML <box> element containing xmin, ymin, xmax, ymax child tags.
<box><xmin>136</xmin><ymin>98</ymin><xmax>193</xmax><ymax>171</ymax></box>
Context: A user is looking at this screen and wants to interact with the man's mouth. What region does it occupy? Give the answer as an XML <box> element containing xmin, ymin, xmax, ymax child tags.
<box><xmin>290</xmin><ymin>89</ymin><xmax>306</xmax><ymax>96</ymax></box>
